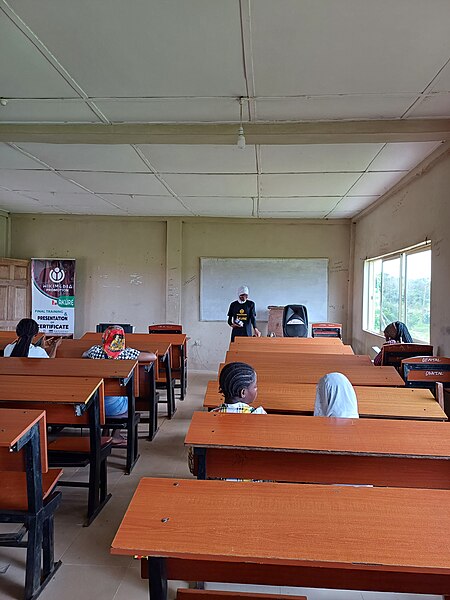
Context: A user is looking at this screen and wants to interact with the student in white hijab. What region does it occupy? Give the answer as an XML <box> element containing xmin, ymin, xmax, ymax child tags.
<box><xmin>314</xmin><ymin>372</ymin><xmax>359</xmax><ymax>418</ymax></box>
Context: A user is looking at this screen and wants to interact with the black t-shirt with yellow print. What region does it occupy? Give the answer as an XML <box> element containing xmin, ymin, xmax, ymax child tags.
<box><xmin>227</xmin><ymin>300</ymin><xmax>256</xmax><ymax>341</ymax></box>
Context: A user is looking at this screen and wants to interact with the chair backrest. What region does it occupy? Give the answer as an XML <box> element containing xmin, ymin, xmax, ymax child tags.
<box><xmin>282</xmin><ymin>305</ymin><xmax>308</xmax><ymax>338</ymax></box>
<box><xmin>402</xmin><ymin>356</ymin><xmax>450</xmax><ymax>388</ymax></box>
<box><xmin>96</xmin><ymin>323</ymin><xmax>134</xmax><ymax>334</ymax></box>
<box><xmin>311</xmin><ymin>322</ymin><xmax>342</xmax><ymax>339</ymax></box>
<box><xmin>381</xmin><ymin>343</ymin><xmax>433</xmax><ymax>373</ymax></box>
<box><xmin>148</xmin><ymin>324</ymin><xmax>183</xmax><ymax>334</ymax></box>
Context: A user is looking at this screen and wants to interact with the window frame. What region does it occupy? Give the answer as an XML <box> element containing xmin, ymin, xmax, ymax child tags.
<box><xmin>363</xmin><ymin>242</ymin><xmax>431</xmax><ymax>343</ymax></box>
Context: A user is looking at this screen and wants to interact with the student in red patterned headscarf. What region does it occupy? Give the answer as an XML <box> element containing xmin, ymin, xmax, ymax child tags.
<box><xmin>83</xmin><ymin>326</ymin><xmax>155</xmax><ymax>443</ymax></box>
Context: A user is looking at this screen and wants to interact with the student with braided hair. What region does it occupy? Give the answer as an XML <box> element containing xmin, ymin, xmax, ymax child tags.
<box><xmin>215</xmin><ymin>361</ymin><xmax>266</xmax><ymax>414</ymax></box>
<box><xmin>4</xmin><ymin>318</ymin><xmax>61</xmax><ymax>358</ymax></box>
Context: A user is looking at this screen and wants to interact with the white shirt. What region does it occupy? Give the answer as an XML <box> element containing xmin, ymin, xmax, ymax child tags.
<box><xmin>4</xmin><ymin>342</ymin><xmax>49</xmax><ymax>358</ymax></box>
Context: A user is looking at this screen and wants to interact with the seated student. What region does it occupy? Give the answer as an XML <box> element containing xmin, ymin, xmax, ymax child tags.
<box><xmin>373</xmin><ymin>321</ymin><xmax>413</xmax><ymax>366</ymax></box>
<box><xmin>314</xmin><ymin>372</ymin><xmax>359</xmax><ymax>418</ymax></box>
<box><xmin>4</xmin><ymin>318</ymin><xmax>61</xmax><ymax>358</ymax></box>
<box><xmin>215</xmin><ymin>361</ymin><xmax>266</xmax><ymax>414</ymax></box>
<box><xmin>83</xmin><ymin>324</ymin><xmax>156</xmax><ymax>417</ymax></box>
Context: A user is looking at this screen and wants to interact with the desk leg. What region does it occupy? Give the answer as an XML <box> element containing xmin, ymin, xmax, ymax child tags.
<box><xmin>180</xmin><ymin>345</ymin><xmax>186</xmax><ymax>401</ymax></box>
<box><xmin>24</xmin><ymin>424</ymin><xmax>44</xmax><ymax>600</ymax></box>
<box><xmin>86</xmin><ymin>390</ymin><xmax>111</xmax><ymax>526</ymax></box>
<box><xmin>125</xmin><ymin>374</ymin><xmax>139</xmax><ymax>474</ymax></box>
<box><xmin>163</xmin><ymin>354</ymin><xmax>175</xmax><ymax>419</ymax></box>
<box><xmin>148</xmin><ymin>557</ymin><xmax>168</xmax><ymax>600</ymax></box>
<box><xmin>194</xmin><ymin>447</ymin><xmax>207</xmax><ymax>480</ymax></box>
<box><xmin>147</xmin><ymin>363</ymin><xmax>158</xmax><ymax>440</ymax></box>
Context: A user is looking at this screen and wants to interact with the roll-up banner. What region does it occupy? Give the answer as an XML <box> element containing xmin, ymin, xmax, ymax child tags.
<box><xmin>31</xmin><ymin>259</ymin><xmax>76</xmax><ymax>336</ymax></box>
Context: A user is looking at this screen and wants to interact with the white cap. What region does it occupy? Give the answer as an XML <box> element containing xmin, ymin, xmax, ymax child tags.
<box><xmin>238</xmin><ymin>285</ymin><xmax>249</xmax><ymax>296</ymax></box>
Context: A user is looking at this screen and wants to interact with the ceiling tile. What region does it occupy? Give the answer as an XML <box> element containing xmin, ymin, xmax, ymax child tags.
<box><xmin>185</xmin><ymin>197</ymin><xmax>253</xmax><ymax>217</ymax></box>
<box><xmin>259</xmin><ymin>211</ymin><xmax>329</xmax><ymax>219</ymax></box>
<box><xmin>17</xmin><ymin>144</ymin><xmax>149</xmax><ymax>172</ymax></box>
<box><xmin>261</xmin><ymin>173</ymin><xmax>360</xmax><ymax>197</ymax></box>
<box><xmin>97</xmin><ymin>98</ymin><xmax>242</xmax><ymax>123</ymax></box>
<box><xmin>164</xmin><ymin>174</ymin><xmax>258</xmax><ymax>197</ymax></box>
<box><xmin>259</xmin><ymin>197</ymin><xmax>338</xmax><ymax>212</ymax></box>
<box><xmin>61</xmin><ymin>172</ymin><xmax>170</xmax><ymax>195</ymax></box>
<box><xmin>331</xmin><ymin>196</ymin><xmax>378</xmax><ymax>211</ymax></box>
<box><xmin>348</xmin><ymin>171</ymin><xmax>407</xmax><ymax>196</ymax></box>
<box><xmin>0</xmin><ymin>189</ymin><xmax>65</xmax><ymax>213</ymax></box>
<box><xmin>98</xmin><ymin>194</ymin><xmax>190</xmax><ymax>215</ymax></box>
<box><xmin>252</xmin><ymin>0</ymin><xmax>450</xmax><ymax>95</ymax></box>
<box><xmin>255</xmin><ymin>95</ymin><xmax>417</xmax><ymax>121</ymax></box>
<box><xmin>406</xmin><ymin>93</ymin><xmax>450</xmax><ymax>118</ymax></box>
<box><xmin>0</xmin><ymin>100</ymin><xmax>99</xmax><ymax>123</ymax></box>
<box><xmin>260</xmin><ymin>144</ymin><xmax>383</xmax><ymax>173</ymax></box>
<box><xmin>368</xmin><ymin>142</ymin><xmax>443</xmax><ymax>171</ymax></box>
<box><xmin>24</xmin><ymin>191</ymin><xmax>126</xmax><ymax>215</ymax></box>
<box><xmin>9</xmin><ymin>0</ymin><xmax>246</xmax><ymax>97</ymax></box>
<box><xmin>425</xmin><ymin>62</ymin><xmax>450</xmax><ymax>93</ymax></box>
<box><xmin>0</xmin><ymin>144</ymin><xmax>46</xmax><ymax>169</ymax></box>
<box><xmin>0</xmin><ymin>15</ymin><xmax>76</xmax><ymax>97</ymax></box>
<box><xmin>138</xmin><ymin>145</ymin><xmax>257</xmax><ymax>174</ymax></box>
<box><xmin>0</xmin><ymin>170</ymin><xmax>84</xmax><ymax>193</ymax></box>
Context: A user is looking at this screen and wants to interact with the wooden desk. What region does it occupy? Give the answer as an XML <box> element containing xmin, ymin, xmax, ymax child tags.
<box><xmin>233</xmin><ymin>336</ymin><xmax>343</xmax><ymax>345</ymax></box>
<box><xmin>219</xmin><ymin>362</ymin><xmax>404</xmax><ymax>386</ymax></box>
<box><xmin>111</xmin><ymin>478</ymin><xmax>450</xmax><ymax>597</ymax></box>
<box><xmin>228</xmin><ymin>343</ymin><xmax>354</xmax><ymax>355</ymax></box>
<box><xmin>82</xmin><ymin>331</ymin><xmax>189</xmax><ymax>400</ymax></box>
<box><xmin>0</xmin><ymin>408</ymin><xmax>62</xmax><ymax>599</ymax></box>
<box><xmin>0</xmin><ymin>374</ymin><xmax>109</xmax><ymax>523</ymax></box>
<box><xmin>204</xmin><ymin>381</ymin><xmax>446</xmax><ymax>420</ymax></box>
<box><xmin>225</xmin><ymin>351</ymin><xmax>371</xmax><ymax>366</ymax></box>
<box><xmin>76</xmin><ymin>332</ymin><xmax>176</xmax><ymax>420</ymax></box>
<box><xmin>57</xmin><ymin>338</ymin><xmax>159</xmax><ymax>439</ymax></box>
<box><xmin>187</xmin><ymin>411</ymin><xmax>450</xmax><ymax>487</ymax></box>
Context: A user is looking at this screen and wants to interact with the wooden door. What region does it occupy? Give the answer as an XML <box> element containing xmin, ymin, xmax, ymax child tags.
<box><xmin>0</xmin><ymin>258</ymin><xmax>30</xmax><ymax>330</ymax></box>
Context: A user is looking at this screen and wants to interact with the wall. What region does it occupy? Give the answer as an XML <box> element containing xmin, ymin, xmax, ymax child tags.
<box><xmin>352</xmin><ymin>151</ymin><xmax>450</xmax><ymax>357</ymax></box>
<box><xmin>182</xmin><ymin>220</ymin><xmax>351</xmax><ymax>370</ymax></box>
<box><xmin>9</xmin><ymin>215</ymin><xmax>351</xmax><ymax>370</ymax></box>
<box><xmin>10</xmin><ymin>215</ymin><xmax>166</xmax><ymax>336</ymax></box>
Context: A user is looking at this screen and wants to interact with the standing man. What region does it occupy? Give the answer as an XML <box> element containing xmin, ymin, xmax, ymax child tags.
<box><xmin>227</xmin><ymin>285</ymin><xmax>261</xmax><ymax>342</ymax></box>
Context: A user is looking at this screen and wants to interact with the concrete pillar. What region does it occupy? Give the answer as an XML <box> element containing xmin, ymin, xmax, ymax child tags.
<box><xmin>165</xmin><ymin>218</ymin><xmax>182</xmax><ymax>324</ymax></box>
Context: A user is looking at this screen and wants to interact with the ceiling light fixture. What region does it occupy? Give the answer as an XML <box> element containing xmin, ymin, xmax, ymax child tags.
<box><xmin>237</xmin><ymin>97</ymin><xmax>246</xmax><ymax>150</ymax></box>
<box><xmin>0</xmin><ymin>99</ymin><xmax>8</xmax><ymax>107</ymax></box>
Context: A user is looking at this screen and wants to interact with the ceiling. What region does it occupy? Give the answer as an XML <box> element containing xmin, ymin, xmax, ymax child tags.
<box><xmin>1</xmin><ymin>0</ymin><xmax>450</xmax><ymax>219</ymax></box>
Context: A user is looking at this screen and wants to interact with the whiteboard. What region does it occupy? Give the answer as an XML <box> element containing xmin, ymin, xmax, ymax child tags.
<box><xmin>200</xmin><ymin>258</ymin><xmax>328</xmax><ymax>323</ymax></box>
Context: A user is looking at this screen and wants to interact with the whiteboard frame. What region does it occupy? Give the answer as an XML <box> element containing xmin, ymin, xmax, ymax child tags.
<box><xmin>199</xmin><ymin>257</ymin><xmax>329</xmax><ymax>323</ymax></box>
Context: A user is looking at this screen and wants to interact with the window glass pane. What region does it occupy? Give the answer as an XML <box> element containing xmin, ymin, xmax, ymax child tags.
<box><xmin>405</xmin><ymin>249</ymin><xmax>431</xmax><ymax>342</ymax></box>
<box><xmin>381</xmin><ymin>258</ymin><xmax>400</xmax><ymax>328</ymax></box>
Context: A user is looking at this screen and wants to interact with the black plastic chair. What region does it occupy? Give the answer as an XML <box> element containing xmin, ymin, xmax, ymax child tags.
<box><xmin>96</xmin><ymin>323</ymin><xmax>134</xmax><ymax>334</ymax></box>
<box><xmin>282</xmin><ymin>305</ymin><xmax>308</xmax><ymax>337</ymax></box>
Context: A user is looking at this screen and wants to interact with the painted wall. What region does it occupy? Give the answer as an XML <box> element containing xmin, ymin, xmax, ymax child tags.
<box><xmin>9</xmin><ymin>215</ymin><xmax>351</xmax><ymax>370</ymax></box>
<box><xmin>352</xmin><ymin>151</ymin><xmax>450</xmax><ymax>357</ymax></box>
<box><xmin>10</xmin><ymin>215</ymin><xmax>166</xmax><ymax>336</ymax></box>
<box><xmin>182</xmin><ymin>220</ymin><xmax>351</xmax><ymax>370</ymax></box>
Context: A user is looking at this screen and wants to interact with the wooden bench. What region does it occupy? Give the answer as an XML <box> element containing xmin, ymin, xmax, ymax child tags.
<box><xmin>203</xmin><ymin>380</ymin><xmax>446</xmax><ymax>420</ymax></box>
<box><xmin>227</xmin><ymin>344</ymin><xmax>354</xmax><ymax>355</ymax></box>
<box><xmin>0</xmin><ymin>371</ymin><xmax>111</xmax><ymax>525</ymax></box>
<box><xmin>380</xmin><ymin>343</ymin><xmax>434</xmax><ymax>373</ymax></box>
<box><xmin>311</xmin><ymin>322</ymin><xmax>342</xmax><ymax>338</ymax></box>
<box><xmin>0</xmin><ymin>408</ymin><xmax>62</xmax><ymax>600</ymax></box>
<box><xmin>233</xmin><ymin>336</ymin><xmax>343</xmax><ymax>345</ymax></box>
<box><xmin>225</xmin><ymin>351</ymin><xmax>369</xmax><ymax>365</ymax></box>
<box><xmin>111</xmin><ymin>478</ymin><xmax>450</xmax><ymax>598</ymax></box>
<box><xmin>219</xmin><ymin>362</ymin><xmax>404</xmax><ymax>386</ymax></box>
<box><xmin>187</xmin><ymin>411</ymin><xmax>450</xmax><ymax>487</ymax></box>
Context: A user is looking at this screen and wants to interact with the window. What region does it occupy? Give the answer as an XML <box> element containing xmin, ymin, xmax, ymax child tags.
<box><xmin>364</xmin><ymin>243</ymin><xmax>431</xmax><ymax>342</ymax></box>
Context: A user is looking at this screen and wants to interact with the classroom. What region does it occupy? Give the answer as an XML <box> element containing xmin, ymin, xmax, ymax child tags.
<box><xmin>1</xmin><ymin>2</ymin><xmax>450</xmax><ymax>600</ymax></box>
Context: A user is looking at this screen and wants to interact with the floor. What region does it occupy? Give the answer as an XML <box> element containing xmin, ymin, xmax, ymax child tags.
<box><xmin>0</xmin><ymin>372</ymin><xmax>442</xmax><ymax>600</ymax></box>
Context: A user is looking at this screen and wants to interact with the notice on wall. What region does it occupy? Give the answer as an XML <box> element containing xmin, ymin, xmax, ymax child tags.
<box><xmin>31</xmin><ymin>259</ymin><xmax>76</xmax><ymax>336</ymax></box>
